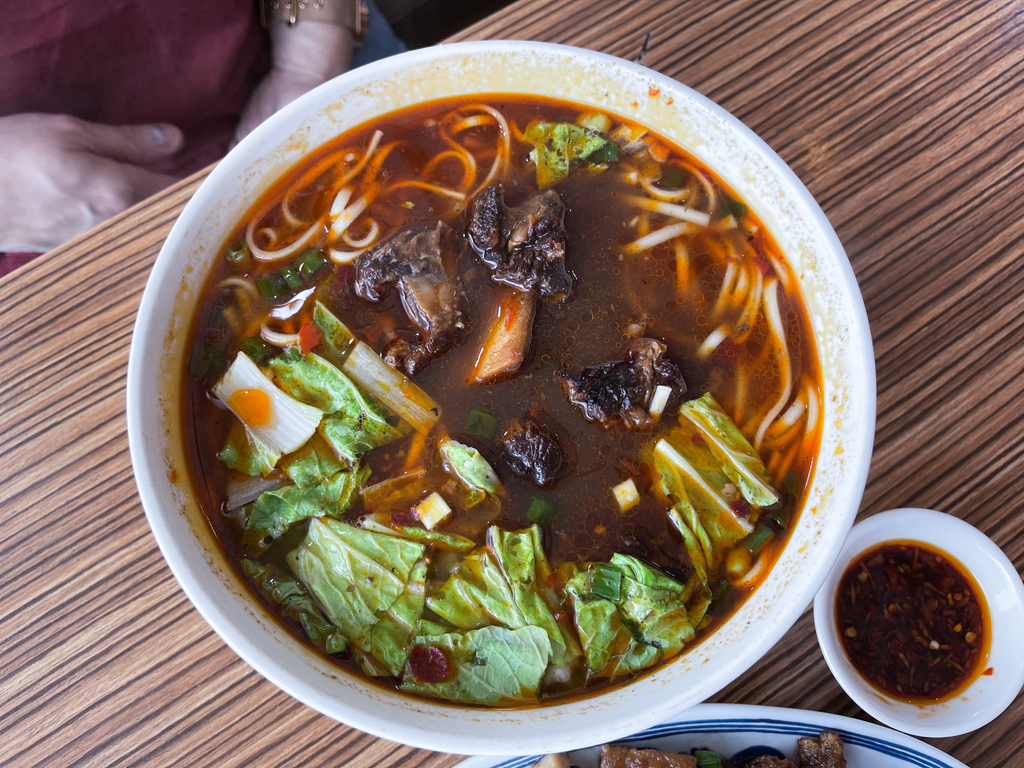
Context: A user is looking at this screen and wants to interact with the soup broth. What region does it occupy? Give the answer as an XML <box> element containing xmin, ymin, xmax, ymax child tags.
<box><xmin>183</xmin><ymin>96</ymin><xmax>822</xmax><ymax>706</ymax></box>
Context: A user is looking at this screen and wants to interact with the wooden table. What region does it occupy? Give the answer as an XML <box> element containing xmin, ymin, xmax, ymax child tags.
<box><xmin>3</xmin><ymin>1</ymin><xmax>1022</xmax><ymax>765</ymax></box>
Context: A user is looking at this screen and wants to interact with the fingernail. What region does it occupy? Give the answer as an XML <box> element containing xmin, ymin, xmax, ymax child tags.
<box><xmin>146</xmin><ymin>124</ymin><xmax>170</xmax><ymax>147</ymax></box>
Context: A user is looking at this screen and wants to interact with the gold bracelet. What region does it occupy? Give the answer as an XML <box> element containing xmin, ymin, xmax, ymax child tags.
<box><xmin>259</xmin><ymin>0</ymin><xmax>369</xmax><ymax>44</ymax></box>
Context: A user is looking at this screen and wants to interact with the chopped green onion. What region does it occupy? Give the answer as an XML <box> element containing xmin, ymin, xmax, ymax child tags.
<box><xmin>257</xmin><ymin>272</ymin><xmax>288</xmax><ymax>300</ymax></box>
<box><xmin>695</xmin><ymin>749</ymin><xmax>723</xmax><ymax>768</ymax></box>
<box><xmin>240</xmin><ymin>337</ymin><xmax>275</xmax><ymax>365</ymax></box>
<box><xmin>225</xmin><ymin>241</ymin><xmax>249</xmax><ymax>264</ymax></box>
<box><xmin>765</xmin><ymin>507</ymin><xmax>788</xmax><ymax>529</ymax></box>
<box><xmin>402</xmin><ymin>201</ymin><xmax>415</xmax><ymax>209</ymax></box>
<box><xmin>281</xmin><ymin>267</ymin><xmax>303</xmax><ymax>290</ymax></box>
<box><xmin>526</xmin><ymin>496</ymin><xmax>559</xmax><ymax>526</ymax></box>
<box><xmin>588</xmin><ymin>142</ymin><xmax>620</xmax><ymax>165</ymax></box>
<box><xmin>659</xmin><ymin>166</ymin><xmax>684</xmax><ymax>189</ymax></box>
<box><xmin>728</xmin><ymin>198</ymin><xmax>747</xmax><ymax>220</ymax></box>
<box><xmin>296</xmin><ymin>249</ymin><xmax>327</xmax><ymax>279</ymax></box>
<box><xmin>782</xmin><ymin>469</ymin><xmax>800</xmax><ymax>496</ymax></box>
<box><xmin>709</xmin><ymin>580</ymin><xmax>733</xmax><ymax>609</ymax></box>
<box><xmin>465</xmin><ymin>410</ymin><xmax>498</xmax><ymax>441</ymax></box>
<box><xmin>592</xmin><ymin>563</ymin><xmax>622</xmax><ymax>602</ymax></box>
<box><xmin>741</xmin><ymin>523</ymin><xmax>774</xmax><ymax>555</ymax></box>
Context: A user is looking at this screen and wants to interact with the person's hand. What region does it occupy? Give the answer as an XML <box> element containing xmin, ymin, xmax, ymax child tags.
<box><xmin>235</xmin><ymin>21</ymin><xmax>355</xmax><ymax>142</ymax></box>
<box><xmin>0</xmin><ymin>114</ymin><xmax>183</xmax><ymax>252</ymax></box>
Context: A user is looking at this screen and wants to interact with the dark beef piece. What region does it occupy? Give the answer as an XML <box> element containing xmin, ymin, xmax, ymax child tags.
<box><xmin>561</xmin><ymin>338</ymin><xmax>686</xmax><ymax>430</ymax></box>
<box><xmin>499</xmin><ymin>419</ymin><xmax>565</xmax><ymax>487</ymax></box>
<box><xmin>466</xmin><ymin>184</ymin><xmax>573</xmax><ymax>298</ymax></box>
<box><xmin>353</xmin><ymin>221</ymin><xmax>464</xmax><ymax>373</ymax></box>
<box><xmin>795</xmin><ymin>732</ymin><xmax>846</xmax><ymax>768</ymax></box>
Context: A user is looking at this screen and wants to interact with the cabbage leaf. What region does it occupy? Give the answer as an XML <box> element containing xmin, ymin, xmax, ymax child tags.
<box><xmin>680</xmin><ymin>393</ymin><xmax>779</xmax><ymax>508</ymax></box>
<box><xmin>364</xmin><ymin>557</ymin><xmax>428</xmax><ymax>676</ymax></box>
<box><xmin>218</xmin><ymin>422</ymin><xmax>281</xmax><ymax>476</ymax></box>
<box><xmin>242</xmin><ymin>559</ymin><xmax>348</xmax><ymax>654</ymax></box>
<box><xmin>287</xmin><ymin>518</ymin><xmax>426</xmax><ymax>654</ymax></box>
<box><xmin>400</xmin><ymin>625</ymin><xmax>551</xmax><ymax>704</ymax></box>
<box><xmin>439</xmin><ymin>438</ymin><xmax>501</xmax><ymax>505</ymax></box>
<box><xmin>524</xmin><ymin>122</ymin><xmax>618</xmax><ymax>187</ymax></box>
<box><xmin>280</xmin><ymin>438</ymin><xmax>346</xmax><ymax>488</ymax></box>
<box><xmin>245</xmin><ymin>464</ymin><xmax>368</xmax><ymax>550</ymax></box>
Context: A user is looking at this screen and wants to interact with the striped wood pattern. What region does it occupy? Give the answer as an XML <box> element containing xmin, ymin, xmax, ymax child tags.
<box><xmin>2</xmin><ymin>1</ymin><xmax>1022</xmax><ymax>765</ymax></box>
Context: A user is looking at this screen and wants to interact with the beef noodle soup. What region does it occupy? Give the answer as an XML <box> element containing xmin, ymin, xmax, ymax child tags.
<box><xmin>183</xmin><ymin>96</ymin><xmax>822</xmax><ymax>706</ymax></box>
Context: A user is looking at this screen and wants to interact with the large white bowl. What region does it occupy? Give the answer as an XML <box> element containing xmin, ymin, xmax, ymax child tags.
<box><xmin>127</xmin><ymin>41</ymin><xmax>875</xmax><ymax>755</ymax></box>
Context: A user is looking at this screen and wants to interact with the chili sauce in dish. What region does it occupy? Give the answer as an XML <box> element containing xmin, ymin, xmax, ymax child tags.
<box><xmin>835</xmin><ymin>541</ymin><xmax>988</xmax><ymax>702</ymax></box>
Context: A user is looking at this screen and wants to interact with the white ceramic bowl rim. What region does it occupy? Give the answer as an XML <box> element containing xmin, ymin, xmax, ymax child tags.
<box><xmin>127</xmin><ymin>40</ymin><xmax>876</xmax><ymax>754</ymax></box>
<box><xmin>813</xmin><ymin>508</ymin><xmax>1024</xmax><ymax>737</ymax></box>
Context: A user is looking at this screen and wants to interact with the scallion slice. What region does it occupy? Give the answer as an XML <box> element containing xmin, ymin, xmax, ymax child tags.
<box><xmin>465</xmin><ymin>410</ymin><xmax>498</xmax><ymax>441</ymax></box>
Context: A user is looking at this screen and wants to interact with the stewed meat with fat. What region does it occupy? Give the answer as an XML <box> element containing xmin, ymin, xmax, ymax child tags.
<box><xmin>466</xmin><ymin>184</ymin><xmax>573</xmax><ymax>299</ymax></box>
<box><xmin>795</xmin><ymin>731</ymin><xmax>846</xmax><ymax>768</ymax></box>
<box><xmin>598</xmin><ymin>744</ymin><xmax>696</xmax><ymax>768</ymax></box>
<box><xmin>353</xmin><ymin>221</ymin><xmax>464</xmax><ymax>375</ymax></box>
<box><xmin>561</xmin><ymin>338</ymin><xmax>686</xmax><ymax>430</ymax></box>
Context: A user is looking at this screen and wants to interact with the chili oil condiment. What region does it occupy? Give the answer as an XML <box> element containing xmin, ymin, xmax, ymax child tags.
<box><xmin>835</xmin><ymin>541</ymin><xmax>988</xmax><ymax>702</ymax></box>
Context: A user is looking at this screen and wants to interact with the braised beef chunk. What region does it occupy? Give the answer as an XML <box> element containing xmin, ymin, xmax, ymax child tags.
<box><xmin>353</xmin><ymin>221</ymin><xmax>464</xmax><ymax>373</ymax></box>
<box><xmin>598</xmin><ymin>744</ymin><xmax>696</xmax><ymax>768</ymax></box>
<box><xmin>467</xmin><ymin>184</ymin><xmax>573</xmax><ymax>298</ymax></box>
<box><xmin>561</xmin><ymin>338</ymin><xmax>686</xmax><ymax>430</ymax></box>
<box><xmin>499</xmin><ymin>419</ymin><xmax>565</xmax><ymax>487</ymax></box>
<box><xmin>795</xmin><ymin>731</ymin><xmax>846</xmax><ymax>768</ymax></box>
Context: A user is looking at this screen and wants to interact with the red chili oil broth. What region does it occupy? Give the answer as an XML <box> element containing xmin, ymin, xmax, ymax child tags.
<box><xmin>181</xmin><ymin>95</ymin><xmax>824</xmax><ymax>704</ymax></box>
<box><xmin>835</xmin><ymin>540</ymin><xmax>990</xmax><ymax>704</ymax></box>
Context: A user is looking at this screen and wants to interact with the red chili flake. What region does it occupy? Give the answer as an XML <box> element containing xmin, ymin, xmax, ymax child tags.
<box><xmin>630</xmin><ymin>101</ymin><xmax>639</xmax><ymax>109</ymax></box>
<box><xmin>390</xmin><ymin>508</ymin><xmax>419</xmax><ymax>527</ymax></box>
<box><xmin>648</xmin><ymin>86</ymin><xmax>661</xmax><ymax>97</ymax></box>
<box><xmin>983</xmin><ymin>667</ymin><xmax>994</xmax><ymax>676</ymax></box>
<box><xmin>753</xmin><ymin>254</ymin><xmax>772</xmax><ymax>274</ymax></box>
<box><xmin>690</xmin><ymin>433</ymin><xmax>705</xmax><ymax>446</ymax></box>
<box><xmin>715</xmin><ymin>338</ymin><xmax>741</xmax><ymax>359</ymax></box>
<box><xmin>298</xmin><ymin>322</ymin><xmax>322</xmax><ymax>354</ymax></box>
<box><xmin>666</xmin><ymin>97</ymin><xmax>674</xmax><ymax>105</ymax></box>
<box><xmin>408</xmin><ymin>644</ymin><xmax>453</xmax><ymax>683</ymax></box>
<box><xmin>730</xmin><ymin>499</ymin><xmax>752</xmax><ymax>518</ymax></box>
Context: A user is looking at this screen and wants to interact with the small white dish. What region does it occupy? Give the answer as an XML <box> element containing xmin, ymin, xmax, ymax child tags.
<box><xmin>813</xmin><ymin>507</ymin><xmax>1024</xmax><ymax>737</ymax></box>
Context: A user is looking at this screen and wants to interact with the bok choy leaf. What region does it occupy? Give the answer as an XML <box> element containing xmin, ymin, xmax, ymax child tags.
<box><xmin>400</xmin><ymin>625</ymin><xmax>551</xmax><ymax>704</ymax></box>
<box><xmin>213</xmin><ymin>351</ymin><xmax>322</xmax><ymax>454</ymax></box>
<box><xmin>269</xmin><ymin>352</ymin><xmax>401</xmax><ymax>464</ymax></box>
<box><xmin>312</xmin><ymin>302</ymin><xmax>440</xmax><ymax>433</ymax></box>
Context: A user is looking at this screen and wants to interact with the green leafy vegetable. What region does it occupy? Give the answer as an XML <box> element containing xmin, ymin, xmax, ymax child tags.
<box><xmin>218</xmin><ymin>422</ymin><xmax>281</xmax><ymax>476</ymax></box>
<box><xmin>245</xmin><ymin>464</ymin><xmax>368</xmax><ymax>549</ymax></box>
<box><xmin>465</xmin><ymin>410</ymin><xmax>498</xmax><ymax>441</ymax></box>
<box><xmin>312</xmin><ymin>301</ymin><xmax>440</xmax><ymax>434</ymax></box>
<box><xmin>438</xmin><ymin>438</ymin><xmax>500</xmax><ymax>505</ymax></box>
<box><xmin>288</xmin><ymin>518</ymin><xmax>426</xmax><ymax>655</ymax></box>
<box><xmin>359</xmin><ymin>517</ymin><xmax>476</xmax><ymax>551</ymax></box>
<box><xmin>612</xmin><ymin>553</ymin><xmax>697</xmax><ymax>653</ymax></box>
<box><xmin>400</xmin><ymin>625</ymin><xmax>551</xmax><ymax>704</ymax></box>
<box><xmin>279</xmin><ymin>438</ymin><xmax>346</xmax><ymax>488</ymax></box>
<box><xmin>240</xmin><ymin>336</ymin><xmax>275</xmax><ymax>366</ymax></box>
<box><xmin>523</xmin><ymin>121</ymin><xmax>618</xmax><ymax>187</ymax></box>
<box><xmin>428</xmin><ymin>525</ymin><xmax>579</xmax><ymax>671</ymax></box>
<box><xmin>242</xmin><ymin>559</ymin><xmax>347</xmax><ymax>654</ymax></box>
<box><xmin>365</xmin><ymin>558</ymin><xmax>428</xmax><ymax>676</ymax></box>
<box><xmin>526</xmin><ymin>496</ymin><xmax>559</xmax><ymax>526</ymax></box>
<box><xmin>269</xmin><ymin>352</ymin><xmax>401</xmax><ymax>463</ymax></box>
<box><xmin>591</xmin><ymin>563</ymin><xmax>623</xmax><ymax>602</ymax></box>
<box><xmin>680</xmin><ymin>393</ymin><xmax>779</xmax><ymax>508</ymax></box>
<box><xmin>695</xmin><ymin>749</ymin><xmax>724</xmax><ymax>768</ymax></box>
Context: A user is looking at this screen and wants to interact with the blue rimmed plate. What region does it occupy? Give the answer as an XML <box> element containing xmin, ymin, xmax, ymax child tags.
<box><xmin>458</xmin><ymin>703</ymin><xmax>966</xmax><ymax>768</ymax></box>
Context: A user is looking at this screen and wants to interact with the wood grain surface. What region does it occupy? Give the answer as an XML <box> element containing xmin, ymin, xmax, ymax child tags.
<box><xmin>3</xmin><ymin>1</ymin><xmax>1023</xmax><ymax>765</ymax></box>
